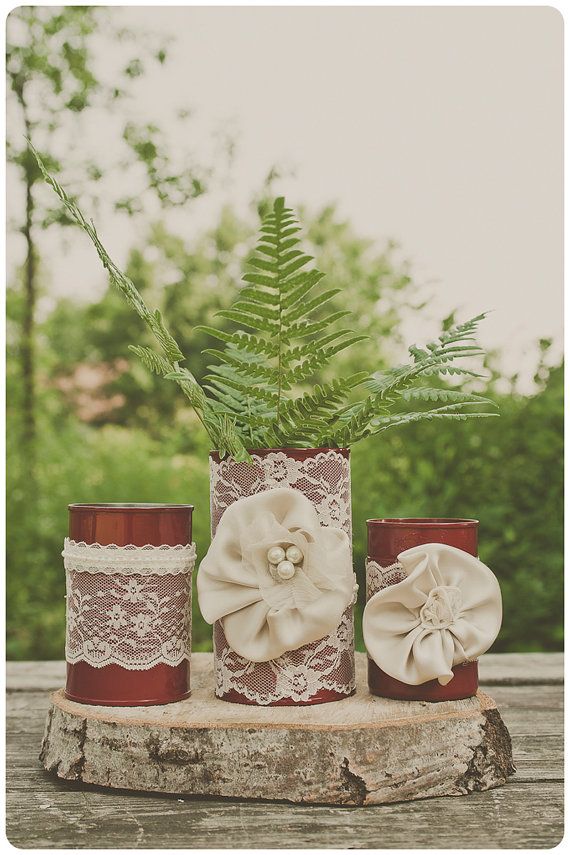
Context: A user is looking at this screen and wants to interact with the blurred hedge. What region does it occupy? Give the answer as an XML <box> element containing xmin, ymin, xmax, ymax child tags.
<box><xmin>7</xmin><ymin>362</ymin><xmax>562</xmax><ymax>659</ymax></box>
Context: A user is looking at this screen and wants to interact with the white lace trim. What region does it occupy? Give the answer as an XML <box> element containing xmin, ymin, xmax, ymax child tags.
<box><xmin>64</xmin><ymin>541</ymin><xmax>196</xmax><ymax>670</ymax></box>
<box><xmin>63</xmin><ymin>539</ymin><xmax>196</xmax><ymax>575</ymax></box>
<box><xmin>366</xmin><ymin>558</ymin><xmax>407</xmax><ymax>599</ymax></box>
<box><xmin>210</xmin><ymin>449</ymin><xmax>355</xmax><ymax>703</ymax></box>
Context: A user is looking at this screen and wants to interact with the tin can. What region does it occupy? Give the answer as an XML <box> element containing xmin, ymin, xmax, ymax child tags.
<box><xmin>366</xmin><ymin>518</ymin><xmax>479</xmax><ymax>701</ymax></box>
<box><xmin>209</xmin><ymin>448</ymin><xmax>356</xmax><ymax>705</ymax></box>
<box><xmin>64</xmin><ymin>503</ymin><xmax>194</xmax><ymax>706</ymax></box>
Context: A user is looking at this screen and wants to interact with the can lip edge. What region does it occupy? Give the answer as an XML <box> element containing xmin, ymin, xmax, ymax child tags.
<box><xmin>366</xmin><ymin>517</ymin><xmax>479</xmax><ymax>527</ymax></box>
<box><xmin>68</xmin><ymin>503</ymin><xmax>194</xmax><ymax>511</ymax></box>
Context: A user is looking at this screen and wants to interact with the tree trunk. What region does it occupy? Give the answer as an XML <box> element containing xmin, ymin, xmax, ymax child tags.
<box><xmin>20</xmin><ymin>114</ymin><xmax>37</xmax><ymax>477</ymax></box>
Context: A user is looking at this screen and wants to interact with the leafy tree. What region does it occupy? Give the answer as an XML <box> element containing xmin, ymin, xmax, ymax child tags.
<box><xmin>7</xmin><ymin>6</ymin><xmax>218</xmax><ymax>476</ymax></box>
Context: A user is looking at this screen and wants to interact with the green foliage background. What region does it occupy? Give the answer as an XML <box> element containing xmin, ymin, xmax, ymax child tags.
<box><xmin>6</xmin><ymin>203</ymin><xmax>563</xmax><ymax>659</ymax></box>
<box><xmin>6</xmin><ymin>6</ymin><xmax>562</xmax><ymax>660</ymax></box>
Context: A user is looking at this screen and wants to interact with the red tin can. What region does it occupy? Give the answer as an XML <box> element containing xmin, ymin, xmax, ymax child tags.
<box><xmin>209</xmin><ymin>447</ymin><xmax>356</xmax><ymax>706</ymax></box>
<box><xmin>366</xmin><ymin>518</ymin><xmax>479</xmax><ymax>701</ymax></box>
<box><xmin>65</xmin><ymin>503</ymin><xmax>194</xmax><ymax>706</ymax></box>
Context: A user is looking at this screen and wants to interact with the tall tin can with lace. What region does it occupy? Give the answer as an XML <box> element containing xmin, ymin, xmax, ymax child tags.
<box><xmin>208</xmin><ymin>447</ymin><xmax>357</xmax><ymax>705</ymax></box>
<box><xmin>64</xmin><ymin>503</ymin><xmax>196</xmax><ymax>706</ymax></box>
<box><xmin>365</xmin><ymin>518</ymin><xmax>480</xmax><ymax>701</ymax></box>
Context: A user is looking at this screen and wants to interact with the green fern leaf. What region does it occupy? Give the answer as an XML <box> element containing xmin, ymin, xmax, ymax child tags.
<box><xmin>400</xmin><ymin>388</ymin><xmax>497</xmax><ymax>407</ymax></box>
<box><xmin>328</xmin><ymin>314</ymin><xmax>494</xmax><ymax>446</ymax></box>
<box><xmin>128</xmin><ymin>345</ymin><xmax>172</xmax><ymax>376</ymax></box>
<box><xmin>203</xmin><ymin>197</ymin><xmax>366</xmax><ymax>446</ymax></box>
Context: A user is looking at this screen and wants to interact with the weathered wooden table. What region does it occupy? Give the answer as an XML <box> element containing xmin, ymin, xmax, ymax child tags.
<box><xmin>6</xmin><ymin>653</ymin><xmax>563</xmax><ymax>849</ymax></box>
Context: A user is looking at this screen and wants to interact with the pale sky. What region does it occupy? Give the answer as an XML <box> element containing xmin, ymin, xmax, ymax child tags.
<box><xmin>8</xmin><ymin>6</ymin><xmax>563</xmax><ymax>389</ymax></box>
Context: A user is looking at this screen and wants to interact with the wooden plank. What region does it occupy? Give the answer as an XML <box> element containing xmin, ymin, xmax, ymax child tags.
<box><xmin>6</xmin><ymin>656</ymin><xmax>563</xmax><ymax>849</ymax></box>
<box><xmin>488</xmin><ymin>684</ymin><xmax>563</xmax><ymax>733</ymax></box>
<box><xmin>5</xmin><ymin>651</ymin><xmax>564</xmax><ymax>692</ymax></box>
<box><xmin>6</xmin><ymin>660</ymin><xmax>66</xmax><ymax>691</ymax></box>
<box><xmin>38</xmin><ymin>655</ymin><xmax>514</xmax><ymax>806</ymax></box>
<box><xmin>478</xmin><ymin>652</ymin><xmax>563</xmax><ymax>685</ymax></box>
<box><xmin>5</xmin><ymin>781</ymin><xmax>563</xmax><ymax>849</ymax></box>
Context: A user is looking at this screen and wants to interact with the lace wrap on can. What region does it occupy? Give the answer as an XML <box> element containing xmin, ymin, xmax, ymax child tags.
<box><xmin>63</xmin><ymin>539</ymin><xmax>196</xmax><ymax>670</ymax></box>
<box><xmin>366</xmin><ymin>558</ymin><xmax>408</xmax><ymax>599</ymax></box>
<box><xmin>209</xmin><ymin>450</ymin><xmax>356</xmax><ymax>704</ymax></box>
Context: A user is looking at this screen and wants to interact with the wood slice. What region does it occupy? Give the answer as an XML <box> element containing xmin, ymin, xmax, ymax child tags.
<box><xmin>40</xmin><ymin>653</ymin><xmax>514</xmax><ymax>806</ymax></box>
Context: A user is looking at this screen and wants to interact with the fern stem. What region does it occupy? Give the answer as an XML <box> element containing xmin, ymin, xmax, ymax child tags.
<box><xmin>275</xmin><ymin>198</ymin><xmax>284</xmax><ymax>427</ymax></box>
<box><xmin>28</xmin><ymin>141</ymin><xmax>249</xmax><ymax>459</ymax></box>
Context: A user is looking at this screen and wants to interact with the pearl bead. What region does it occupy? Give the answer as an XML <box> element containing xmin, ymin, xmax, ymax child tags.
<box><xmin>267</xmin><ymin>546</ymin><xmax>285</xmax><ymax>565</ymax></box>
<box><xmin>285</xmin><ymin>545</ymin><xmax>303</xmax><ymax>564</ymax></box>
<box><xmin>276</xmin><ymin>560</ymin><xmax>296</xmax><ymax>580</ymax></box>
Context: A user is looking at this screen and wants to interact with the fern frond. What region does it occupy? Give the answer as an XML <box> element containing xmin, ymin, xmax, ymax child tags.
<box><xmin>203</xmin><ymin>348</ymin><xmax>285</xmax><ymax>387</ymax></box>
<box><xmin>399</xmin><ymin>388</ymin><xmax>497</xmax><ymax>407</ymax></box>
<box><xmin>267</xmin><ymin>373</ymin><xmax>369</xmax><ymax>447</ymax></box>
<box><xmin>195</xmin><ymin>326</ymin><xmax>280</xmax><ymax>358</ymax></box>
<box><xmin>286</xmin><ymin>311</ymin><xmax>351</xmax><ymax>340</ymax></box>
<box><xmin>204</xmin><ymin>364</ymin><xmax>279</xmax><ymax>406</ymax></box>
<box><xmin>128</xmin><ymin>345</ymin><xmax>172</xmax><ymax>377</ymax></box>
<box><xmin>368</xmin><ymin>408</ymin><xmax>499</xmax><ymax>436</ymax></box>
<box><xmin>35</xmin><ymin>143</ymin><xmax>495</xmax><ymax>457</ymax></box>
<box><xmin>216</xmin><ymin>308</ymin><xmax>279</xmax><ymax>334</ymax></box>
<box><xmin>328</xmin><ymin>314</ymin><xmax>493</xmax><ymax>446</ymax></box>
<box><xmin>202</xmin><ymin>197</ymin><xmax>367</xmax><ymax>445</ymax></box>
<box><xmin>148</xmin><ymin>308</ymin><xmax>184</xmax><ymax>363</ymax></box>
<box><xmin>418</xmin><ymin>365</ymin><xmax>484</xmax><ymax>379</ymax></box>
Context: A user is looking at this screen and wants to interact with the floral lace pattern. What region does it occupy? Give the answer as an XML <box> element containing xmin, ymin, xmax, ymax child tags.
<box><xmin>63</xmin><ymin>540</ymin><xmax>196</xmax><ymax>670</ymax></box>
<box><xmin>209</xmin><ymin>450</ymin><xmax>355</xmax><ymax>703</ymax></box>
<box><xmin>365</xmin><ymin>558</ymin><xmax>407</xmax><ymax>599</ymax></box>
<box><xmin>210</xmin><ymin>450</ymin><xmax>352</xmax><ymax>536</ymax></box>
<box><xmin>213</xmin><ymin>605</ymin><xmax>356</xmax><ymax>705</ymax></box>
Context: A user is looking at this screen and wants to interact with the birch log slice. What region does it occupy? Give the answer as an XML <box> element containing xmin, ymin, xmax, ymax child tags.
<box><xmin>40</xmin><ymin>653</ymin><xmax>514</xmax><ymax>806</ymax></box>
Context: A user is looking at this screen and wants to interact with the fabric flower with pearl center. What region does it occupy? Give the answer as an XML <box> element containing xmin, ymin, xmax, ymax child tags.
<box><xmin>363</xmin><ymin>543</ymin><xmax>502</xmax><ymax>686</ymax></box>
<box><xmin>197</xmin><ymin>487</ymin><xmax>354</xmax><ymax>662</ymax></box>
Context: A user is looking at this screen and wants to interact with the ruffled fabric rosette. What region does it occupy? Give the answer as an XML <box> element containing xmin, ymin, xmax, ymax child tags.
<box><xmin>363</xmin><ymin>543</ymin><xmax>502</xmax><ymax>686</ymax></box>
<box><xmin>197</xmin><ymin>487</ymin><xmax>355</xmax><ymax>662</ymax></box>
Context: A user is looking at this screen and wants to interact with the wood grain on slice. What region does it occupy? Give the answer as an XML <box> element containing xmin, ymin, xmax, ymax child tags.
<box><xmin>40</xmin><ymin>653</ymin><xmax>514</xmax><ymax>806</ymax></box>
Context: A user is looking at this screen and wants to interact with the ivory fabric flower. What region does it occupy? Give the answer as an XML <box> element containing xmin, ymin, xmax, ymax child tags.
<box><xmin>197</xmin><ymin>487</ymin><xmax>354</xmax><ymax>662</ymax></box>
<box><xmin>363</xmin><ymin>543</ymin><xmax>502</xmax><ymax>686</ymax></box>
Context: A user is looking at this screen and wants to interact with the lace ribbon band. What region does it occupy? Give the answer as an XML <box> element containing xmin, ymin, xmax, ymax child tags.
<box><xmin>365</xmin><ymin>558</ymin><xmax>407</xmax><ymax>599</ymax></box>
<box><xmin>63</xmin><ymin>538</ymin><xmax>196</xmax><ymax>575</ymax></box>
<box><xmin>64</xmin><ymin>540</ymin><xmax>196</xmax><ymax>670</ymax></box>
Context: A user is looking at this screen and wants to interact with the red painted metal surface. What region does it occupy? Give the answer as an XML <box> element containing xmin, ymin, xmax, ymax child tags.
<box><xmin>211</xmin><ymin>447</ymin><xmax>354</xmax><ymax>706</ymax></box>
<box><xmin>366</xmin><ymin>517</ymin><xmax>479</xmax><ymax>701</ymax></box>
<box><xmin>65</xmin><ymin>503</ymin><xmax>193</xmax><ymax>706</ymax></box>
